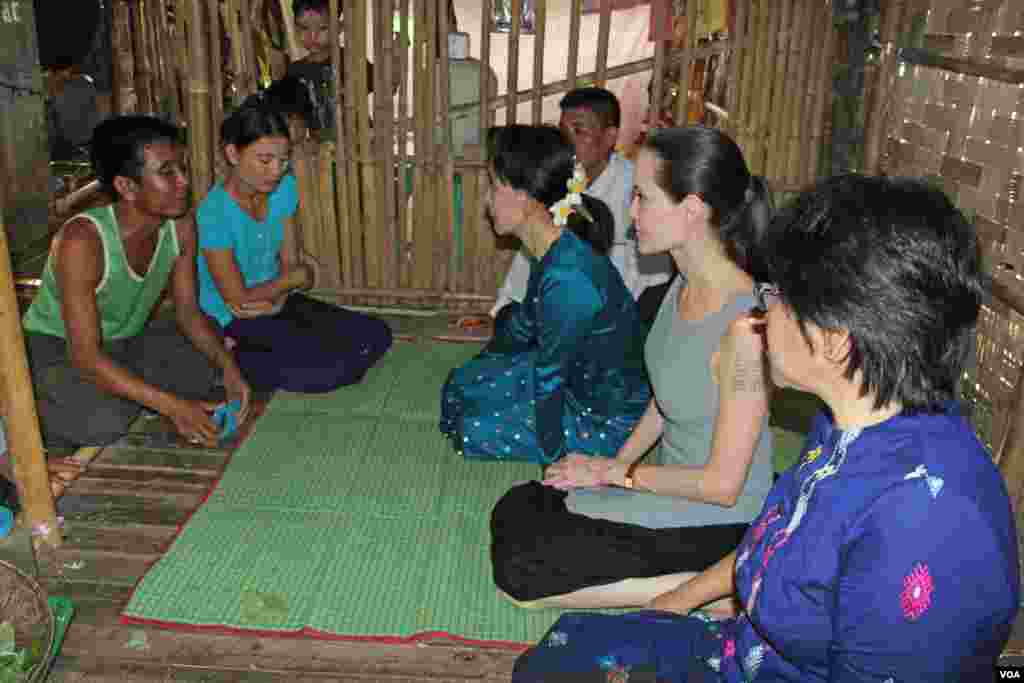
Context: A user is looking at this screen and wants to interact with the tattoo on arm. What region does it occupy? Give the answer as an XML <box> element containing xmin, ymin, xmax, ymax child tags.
<box><xmin>732</xmin><ymin>356</ymin><xmax>765</xmax><ymax>393</ymax></box>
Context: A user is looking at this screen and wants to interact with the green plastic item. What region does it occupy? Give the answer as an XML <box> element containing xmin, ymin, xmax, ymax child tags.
<box><xmin>45</xmin><ymin>597</ymin><xmax>73</xmax><ymax>662</ymax></box>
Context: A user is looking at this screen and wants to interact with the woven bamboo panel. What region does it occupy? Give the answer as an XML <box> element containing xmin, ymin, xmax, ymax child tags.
<box><xmin>881</xmin><ymin>0</ymin><xmax>1024</xmax><ymax>455</ymax></box>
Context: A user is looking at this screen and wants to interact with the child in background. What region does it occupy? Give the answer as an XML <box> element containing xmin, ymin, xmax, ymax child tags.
<box><xmin>286</xmin><ymin>0</ymin><xmax>400</xmax><ymax>133</ymax></box>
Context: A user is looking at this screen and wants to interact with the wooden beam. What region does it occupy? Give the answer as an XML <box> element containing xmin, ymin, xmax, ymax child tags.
<box><xmin>0</xmin><ymin>217</ymin><xmax>60</xmax><ymax>548</ymax></box>
<box><xmin>530</xmin><ymin>0</ymin><xmax>546</xmax><ymax>123</ymax></box>
<box><xmin>897</xmin><ymin>47</ymin><xmax>1024</xmax><ymax>85</ymax></box>
<box><xmin>470</xmin><ymin>44</ymin><xmax>734</xmax><ymax>118</ymax></box>
<box><xmin>0</xmin><ymin>0</ymin><xmax>59</xmax><ymax>548</ymax></box>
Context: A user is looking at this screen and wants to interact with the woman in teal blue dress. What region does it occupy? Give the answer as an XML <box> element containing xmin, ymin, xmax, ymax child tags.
<box><xmin>440</xmin><ymin>125</ymin><xmax>651</xmax><ymax>464</ymax></box>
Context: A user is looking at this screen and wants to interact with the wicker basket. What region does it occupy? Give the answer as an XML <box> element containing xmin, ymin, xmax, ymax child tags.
<box><xmin>0</xmin><ymin>560</ymin><xmax>56</xmax><ymax>683</ymax></box>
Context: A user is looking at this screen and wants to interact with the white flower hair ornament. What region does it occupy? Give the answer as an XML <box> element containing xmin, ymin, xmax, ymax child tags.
<box><xmin>550</xmin><ymin>162</ymin><xmax>594</xmax><ymax>226</ymax></box>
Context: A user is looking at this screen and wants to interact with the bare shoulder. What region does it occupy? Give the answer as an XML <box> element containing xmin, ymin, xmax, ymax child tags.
<box><xmin>56</xmin><ymin>214</ymin><xmax>104</xmax><ymax>263</ymax></box>
<box><xmin>54</xmin><ymin>215</ymin><xmax>104</xmax><ymax>287</ymax></box>
<box><xmin>58</xmin><ymin>214</ymin><xmax>103</xmax><ymax>246</ymax></box>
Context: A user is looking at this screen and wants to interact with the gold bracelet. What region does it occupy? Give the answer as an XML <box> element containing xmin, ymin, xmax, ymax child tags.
<box><xmin>623</xmin><ymin>459</ymin><xmax>642</xmax><ymax>490</ymax></box>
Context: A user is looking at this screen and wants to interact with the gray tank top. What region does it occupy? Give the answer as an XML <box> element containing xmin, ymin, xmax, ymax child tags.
<box><xmin>566</xmin><ymin>275</ymin><xmax>774</xmax><ymax>528</ymax></box>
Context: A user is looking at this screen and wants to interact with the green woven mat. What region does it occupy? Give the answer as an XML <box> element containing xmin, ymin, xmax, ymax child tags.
<box><xmin>123</xmin><ymin>339</ymin><xmax>812</xmax><ymax>645</ymax></box>
<box><xmin>123</xmin><ymin>340</ymin><xmax>567</xmax><ymax>645</ymax></box>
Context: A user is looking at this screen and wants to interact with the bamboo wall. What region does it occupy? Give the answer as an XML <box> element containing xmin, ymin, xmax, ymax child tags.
<box><xmin>867</xmin><ymin>0</ymin><xmax>1024</xmax><ymax>541</ymax></box>
<box><xmin>107</xmin><ymin>0</ymin><xmax>838</xmax><ymax>313</ymax></box>
<box><xmin>714</xmin><ymin>0</ymin><xmax>834</xmax><ymax>189</ymax></box>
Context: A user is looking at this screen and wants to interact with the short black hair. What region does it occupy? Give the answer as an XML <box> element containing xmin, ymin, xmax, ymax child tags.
<box><xmin>486</xmin><ymin>124</ymin><xmax>613</xmax><ymax>255</ymax></box>
<box><xmin>643</xmin><ymin>126</ymin><xmax>771</xmax><ymax>274</ymax></box>
<box><xmin>293</xmin><ymin>0</ymin><xmax>329</xmax><ymax>17</ymax></box>
<box><xmin>90</xmin><ymin>115</ymin><xmax>182</xmax><ymax>197</ymax></box>
<box><xmin>760</xmin><ymin>174</ymin><xmax>986</xmax><ymax>412</ymax></box>
<box><xmin>559</xmin><ymin>87</ymin><xmax>621</xmax><ymax>129</ymax></box>
<box><xmin>262</xmin><ymin>76</ymin><xmax>316</xmax><ymax>126</ymax></box>
<box><xmin>221</xmin><ymin>97</ymin><xmax>291</xmax><ymax>150</ymax></box>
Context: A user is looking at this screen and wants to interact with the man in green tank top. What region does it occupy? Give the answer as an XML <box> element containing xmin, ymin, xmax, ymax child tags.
<box><xmin>20</xmin><ymin>115</ymin><xmax>251</xmax><ymax>456</ymax></box>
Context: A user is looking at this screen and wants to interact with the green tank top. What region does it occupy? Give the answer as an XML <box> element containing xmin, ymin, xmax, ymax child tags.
<box><xmin>22</xmin><ymin>205</ymin><xmax>180</xmax><ymax>341</ymax></box>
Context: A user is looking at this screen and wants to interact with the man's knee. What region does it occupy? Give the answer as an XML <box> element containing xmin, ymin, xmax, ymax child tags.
<box><xmin>37</xmin><ymin>395</ymin><xmax>139</xmax><ymax>449</ymax></box>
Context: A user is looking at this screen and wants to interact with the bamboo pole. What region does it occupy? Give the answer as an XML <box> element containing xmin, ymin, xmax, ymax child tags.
<box><xmin>112</xmin><ymin>0</ymin><xmax>137</xmax><ymax>113</ymax></box>
<box><xmin>163</xmin><ymin>0</ymin><xmax>183</xmax><ymax>122</ymax></box>
<box><xmin>761</xmin><ymin>0</ymin><xmax>784</xmax><ymax>174</ymax></box>
<box><xmin>735</xmin><ymin>0</ymin><xmax>761</xmax><ymax>159</ymax></box>
<box><xmin>530</xmin><ymin>0</ymin><xmax>546</xmax><ymax>123</ymax></box>
<box><xmin>176</xmin><ymin>0</ymin><xmax>189</xmax><ymax>116</ymax></box>
<box><xmin>594</xmin><ymin>0</ymin><xmax>612</xmax><ymax>88</ymax></box>
<box><xmin>650</xmin><ymin>32</ymin><xmax>667</xmax><ymax>134</ymax></box>
<box><xmin>505</xmin><ymin>0</ymin><xmax>521</xmax><ymax>125</ymax></box>
<box><xmin>425</xmin><ymin>0</ymin><xmax>441</xmax><ymax>289</ymax></box>
<box><xmin>723</xmin><ymin>0</ymin><xmax>747</xmax><ymax>142</ymax></box>
<box><xmin>332</xmin><ymin>140</ymin><xmax>355</xmax><ymax>290</ymax></box>
<box><xmin>479</xmin><ymin>0</ymin><xmax>493</xmax><ymax>133</ymax></box>
<box><xmin>352</xmin><ymin>0</ymin><xmax>378</xmax><ymax>288</ymax></box>
<box><xmin>378</xmin><ymin>0</ymin><xmax>399</xmax><ymax>289</ymax></box>
<box><xmin>207</xmin><ymin>0</ymin><xmax>224</xmax><ymax>155</ymax></box>
<box><xmin>438</xmin><ymin>0</ymin><xmax>451</xmax><ymax>140</ymax></box>
<box><xmin>437</xmin><ymin>0</ymin><xmax>454</xmax><ymax>293</ymax></box>
<box><xmin>474</xmin><ymin>2</ymin><xmax>493</xmax><ymax>295</ymax></box>
<box><xmin>238</xmin><ymin>0</ymin><xmax>258</xmax><ymax>95</ymax></box>
<box><xmin>675</xmin><ymin>0</ymin><xmax>701</xmax><ymax>126</ymax></box>
<box><xmin>335</xmin><ymin>0</ymin><xmax>364</xmax><ymax>287</ymax></box>
<box><xmin>225</xmin><ymin>0</ymin><xmax>245</xmax><ymax>106</ymax></box>
<box><xmin>411</xmin><ymin>0</ymin><xmax>432</xmax><ymax>289</ymax></box>
<box><xmin>292</xmin><ymin>141</ymin><xmax>323</xmax><ymax>280</ymax></box>
<box><xmin>0</xmin><ymin>217</ymin><xmax>59</xmax><ymax>549</ymax></box>
<box><xmin>765</xmin><ymin>0</ymin><xmax>793</xmax><ymax>181</ymax></box>
<box><xmin>863</xmin><ymin>0</ymin><xmax>906</xmax><ymax>176</ymax></box>
<box><xmin>154</xmin><ymin>0</ymin><xmax>173</xmax><ymax>115</ymax></box>
<box><xmin>460</xmin><ymin>144</ymin><xmax>483</xmax><ymax>295</ymax></box>
<box><xmin>807</xmin><ymin>4</ymin><xmax>834</xmax><ymax>183</ymax></box>
<box><xmin>396</xmin><ymin>0</ymin><xmax>411</xmax><ymax>288</ymax></box>
<box><xmin>321</xmin><ymin>286</ymin><xmax>495</xmax><ymax>302</ymax></box>
<box><xmin>187</xmin><ymin>0</ymin><xmax>213</xmax><ymax>200</ymax></box>
<box><xmin>131</xmin><ymin>0</ymin><xmax>154</xmax><ymax>113</ymax></box>
<box><xmin>317</xmin><ymin>144</ymin><xmax>342</xmax><ymax>289</ymax></box>
<box><xmin>800</xmin><ymin>0</ymin><xmax>824</xmax><ymax>184</ymax></box>
<box><xmin>278</xmin><ymin>0</ymin><xmax>303</xmax><ymax>62</ymax></box>
<box><xmin>144</xmin><ymin>0</ymin><xmax>166</xmax><ymax>115</ymax></box>
<box><xmin>783</xmin><ymin>0</ymin><xmax>812</xmax><ymax>187</ymax></box>
<box><xmin>566</xmin><ymin>0</ymin><xmax>582</xmax><ymax>89</ymax></box>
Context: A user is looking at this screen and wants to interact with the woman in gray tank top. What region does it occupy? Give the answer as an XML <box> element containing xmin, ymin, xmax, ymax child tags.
<box><xmin>491</xmin><ymin>127</ymin><xmax>774</xmax><ymax>610</ymax></box>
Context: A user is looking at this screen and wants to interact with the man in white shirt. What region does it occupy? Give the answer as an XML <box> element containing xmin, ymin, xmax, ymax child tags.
<box><xmin>490</xmin><ymin>87</ymin><xmax>673</xmax><ymax>321</ymax></box>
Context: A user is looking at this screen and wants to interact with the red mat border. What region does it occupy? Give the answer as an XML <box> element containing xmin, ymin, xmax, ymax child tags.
<box><xmin>118</xmin><ymin>387</ymin><xmax>531</xmax><ymax>652</ymax></box>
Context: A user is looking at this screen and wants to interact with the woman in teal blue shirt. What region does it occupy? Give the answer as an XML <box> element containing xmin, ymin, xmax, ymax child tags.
<box><xmin>197</xmin><ymin>100</ymin><xmax>391</xmax><ymax>392</ymax></box>
<box><xmin>440</xmin><ymin>125</ymin><xmax>651</xmax><ymax>464</ymax></box>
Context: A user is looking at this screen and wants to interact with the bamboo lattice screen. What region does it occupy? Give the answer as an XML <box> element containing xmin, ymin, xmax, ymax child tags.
<box><xmin>99</xmin><ymin>0</ymin><xmax>837</xmax><ymax>312</ymax></box>
<box><xmin>871</xmin><ymin>0</ymin><xmax>1024</xmax><ymax>522</ymax></box>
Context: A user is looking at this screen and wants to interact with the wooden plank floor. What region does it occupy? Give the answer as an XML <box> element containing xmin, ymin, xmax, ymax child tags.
<box><xmin>18</xmin><ymin>312</ymin><xmax>520</xmax><ymax>682</ymax></box>
<box><xmin>10</xmin><ymin>303</ymin><xmax>1024</xmax><ymax>679</ymax></box>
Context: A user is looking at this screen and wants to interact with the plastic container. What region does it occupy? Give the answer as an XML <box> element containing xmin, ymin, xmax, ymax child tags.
<box><xmin>0</xmin><ymin>507</ymin><xmax>12</xmax><ymax>539</ymax></box>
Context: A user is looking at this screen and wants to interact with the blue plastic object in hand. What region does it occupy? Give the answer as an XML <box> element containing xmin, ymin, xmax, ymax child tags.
<box><xmin>0</xmin><ymin>506</ymin><xmax>13</xmax><ymax>539</ymax></box>
<box><xmin>212</xmin><ymin>399</ymin><xmax>242</xmax><ymax>440</ymax></box>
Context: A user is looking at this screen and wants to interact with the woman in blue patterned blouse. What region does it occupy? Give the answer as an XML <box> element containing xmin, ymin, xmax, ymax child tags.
<box><xmin>512</xmin><ymin>173</ymin><xmax>1020</xmax><ymax>682</ymax></box>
